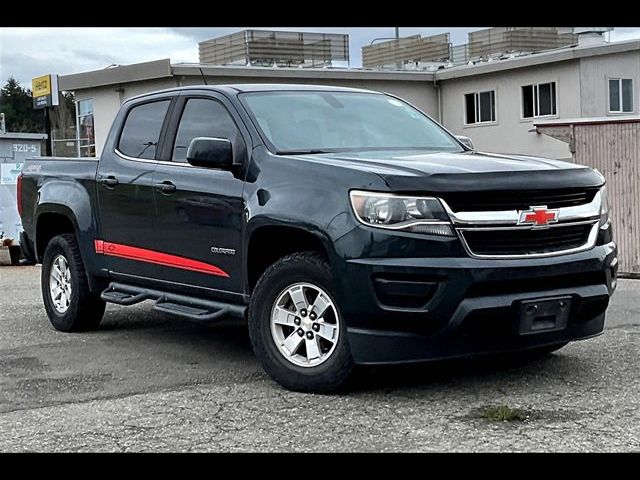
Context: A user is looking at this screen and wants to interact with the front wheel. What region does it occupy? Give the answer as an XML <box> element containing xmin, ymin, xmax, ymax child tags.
<box><xmin>41</xmin><ymin>234</ymin><xmax>105</xmax><ymax>332</ymax></box>
<box><xmin>248</xmin><ymin>252</ymin><xmax>353</xmax><ymax>393</ymax></box>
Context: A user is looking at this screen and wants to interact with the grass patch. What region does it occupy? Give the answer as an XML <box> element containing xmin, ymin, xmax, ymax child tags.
<box><xmin>476</xmin><ymin>405</ymin><xmax>527</xmax><ymax>422</ymax></box>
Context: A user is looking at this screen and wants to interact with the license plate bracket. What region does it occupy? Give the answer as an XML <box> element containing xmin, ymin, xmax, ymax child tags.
<box><xmin>517</xmin><ymin>296</ymin><xmax>572</xmax><ymax>335</ymax></box>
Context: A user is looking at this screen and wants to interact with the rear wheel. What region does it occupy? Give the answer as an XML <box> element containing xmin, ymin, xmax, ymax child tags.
<box><xmin>248</xmin><ymin>252</ymin><xmax>353</xmax><ymax>393</ymax></box>
<box><xmin>41</xmin><ymin>234</ymin><xmax>105</xmax><ymax>332</ymax></box>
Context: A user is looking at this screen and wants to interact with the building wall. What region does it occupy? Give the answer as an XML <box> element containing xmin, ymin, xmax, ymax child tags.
<box><xmin>79</xmin><ymin>75</ymin><xmax>437</xmax><ymax>156</ymax></box>
<box><xmin>75</xmin><ymin>86</ymin><xmax>119</xmax><ymax>157</ymax></box>
<box><xmin>73</xmin><ymin>51</ymin><xmax>639</xmax><ymax>159</ymax></box>
<box><xmin>579</xmin><ymin>50</ymin><xmax>640</xmax><ymax>117</ymax></box>
<box><xmin>439</xmin><ymin>61</ymin><xmax>582</xmax><ymax>160</ymax></box>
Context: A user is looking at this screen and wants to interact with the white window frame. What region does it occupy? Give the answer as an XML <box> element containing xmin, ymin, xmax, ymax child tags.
<box><xmin>75</xmin><ymin>98</ymin><xmax>95</xmax><ymax>157</ymax></box>
<box><xmin>521</xmin><ymin>81</ymin><xmax>558</xmax><ymax>120</ymax></box>
<box><xmin>608</xmin><ymin>77</ymin><xmax>634</xmax><ymax>114</ymax></box>
<box><xmin>463</xmin><ymin>90</ymin><xmax>497</xmax><ymax>127</ymax></box>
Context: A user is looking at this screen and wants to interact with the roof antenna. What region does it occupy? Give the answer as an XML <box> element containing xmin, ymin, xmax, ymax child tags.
<box><xmin>198</xmin><ymin>67</ymin><xmax>208</xmax><ymax>86</ymax></box>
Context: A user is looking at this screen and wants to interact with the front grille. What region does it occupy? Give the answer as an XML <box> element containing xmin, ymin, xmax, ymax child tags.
<box><xmin>461</xmin><ymin>223</ymin><xmax>595</xmax><ymax>257</ymax></box>
<box><xmin>441</xmin><ymin>188</ymin><xmax>598</xmax><ymax>212</ymax></box>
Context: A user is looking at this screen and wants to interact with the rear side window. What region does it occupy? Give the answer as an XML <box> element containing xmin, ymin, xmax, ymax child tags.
<box><xmin>118</xmin><ymin>100</ymin><xmax>171</xmax><ymax>159</ymax></box>
<box><xmin>172</xmin><ymin>98</ymin><xmax>240</xmax><ymax>162</ymax></box>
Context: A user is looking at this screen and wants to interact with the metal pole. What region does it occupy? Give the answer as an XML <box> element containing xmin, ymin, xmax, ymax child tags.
<box><xmin>74</xmin><ymin>100</ymin><xmax>81</xmax><ymax>157</ymax></box>
<box><xmin>395</xmin><ymin>28</ymin><xmax>401</xmax><ymax>70</ymax></box>
<box><xmin>43</xmin><ymin>108</ymin><xmax>52</xmax><ymax>156</ymax></box>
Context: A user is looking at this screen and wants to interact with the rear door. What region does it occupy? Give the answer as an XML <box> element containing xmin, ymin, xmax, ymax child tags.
<box><xmin>151</xmin><ymin>91</ymin><xmax>249</xmax><ymax>296</ymax></box>
<box><xmin>95</xmin><ymin>96</ymin><xmax>174</xmax><ymax>279</ymax></box>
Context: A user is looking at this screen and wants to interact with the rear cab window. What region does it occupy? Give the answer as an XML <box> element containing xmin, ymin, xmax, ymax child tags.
<box><xmin>118</xmin><ymin>100</ymin><xmax>171</xmax><ymax>160</ymax></box>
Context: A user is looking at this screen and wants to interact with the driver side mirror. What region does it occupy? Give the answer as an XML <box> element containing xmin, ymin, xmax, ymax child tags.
<box><xmin>455</xmin><ymin>135</ymin><xmax>474</xmax><ymax>150</ymax></box>
<box><xmin>186</xmin><ymin>137</ymin><xmax>233</xmax><ymax>169</ymax></box>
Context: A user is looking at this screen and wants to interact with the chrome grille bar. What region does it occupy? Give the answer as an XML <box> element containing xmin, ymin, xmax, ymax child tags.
<box><xmin>440</xmin><ymin>190</ymin><xmax>602</xmax><ymax>226</ymax></box>
<box><xmin>438</xmin><ymin>189</ymin><xmax>603</xmax><ymax>259</ymax></box>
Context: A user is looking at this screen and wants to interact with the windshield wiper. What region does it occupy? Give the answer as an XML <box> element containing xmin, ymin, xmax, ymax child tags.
<box><xmin>276</xmin><ymin>149</ymin><xmax>335</xmax><ymax>155</ymax></box>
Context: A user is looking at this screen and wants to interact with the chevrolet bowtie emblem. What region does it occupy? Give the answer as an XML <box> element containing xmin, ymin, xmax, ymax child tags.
<box><xmin>518</xmin><ymin>206</ymin><xmax>559</xmax><ymax>226</ymax></box>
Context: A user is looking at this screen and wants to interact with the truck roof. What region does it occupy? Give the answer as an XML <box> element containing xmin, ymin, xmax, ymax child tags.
<box><xmin>221</xmin><ymin>84</ymin><xmax>376</xmax><ymax>93</ymax></box>
<box><xmin>124</xmin><ymin>83</ymin><xmax>379</xmax><ymax>103</ymax></box>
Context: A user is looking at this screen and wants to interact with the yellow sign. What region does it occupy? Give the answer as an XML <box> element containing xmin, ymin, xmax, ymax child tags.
<box><xmin>32</xmin><ymin>75</ymin><xmax>52</xmax><ymax>98</ymax></box>
<box><xmin>32</xmin><ymin>74</ymin><xmax>58</xmax><ymax>109</ymax></box>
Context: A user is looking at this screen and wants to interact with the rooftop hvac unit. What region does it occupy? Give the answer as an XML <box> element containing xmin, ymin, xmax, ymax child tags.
<box><xmin>198</xmin><ymin>30</ymin><xmax>349</xmax><ymax>68</ymax></box>
<box><xmin>468</xmin><ymin>27</ymin><xmax>578</xmax><ymax>58</ymax></box>
<box><xmin>362</xmin><ymin>33</ymin><xmax>451</xmax><ymax>69</ymax></box>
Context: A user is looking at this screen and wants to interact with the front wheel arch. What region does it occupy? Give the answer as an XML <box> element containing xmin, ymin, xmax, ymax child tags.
<box><xmin>248</xmin><ymin>251</ymin><xmax>354</xmax><ymax>392</ymax></box>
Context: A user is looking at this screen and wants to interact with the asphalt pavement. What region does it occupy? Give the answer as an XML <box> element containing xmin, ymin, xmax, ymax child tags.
<box><xmin>0</xmin><ymin>261</ymin><xmax>638</xmax><ymax>452</ymax></box>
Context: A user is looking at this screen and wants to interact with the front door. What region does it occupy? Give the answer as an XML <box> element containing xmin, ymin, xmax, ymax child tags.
<box><xmin>151</xmin><ymin>94</ymin><xmax>248</xmax><ymax>295</ymax></box>
<box><xmin>96</xmin><ymin>98</ymin><xmax>172</xmax><ymax>278</ymax></box>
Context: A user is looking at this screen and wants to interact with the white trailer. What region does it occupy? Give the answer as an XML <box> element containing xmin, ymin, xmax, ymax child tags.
<box><xmin>0</xmin><ymin>131</ymin><xmax>47</xmax><ymax>264</ymax></box>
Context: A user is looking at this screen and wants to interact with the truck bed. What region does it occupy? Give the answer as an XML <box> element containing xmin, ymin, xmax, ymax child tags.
<box><xmin>20</xmin><ymin>156</ymin><xmax>100</xmax><ymax>251</ymax></box>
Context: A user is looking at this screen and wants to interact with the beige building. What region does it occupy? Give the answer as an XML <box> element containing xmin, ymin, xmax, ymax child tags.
<box><xmin>438</xmin><ymin>40</ymin><xmax>640</xmax><ymax>159</ymax></box>
<box><xmin>58</xmin><ymin>37</ymin><xmax>640</xmax><ymax>160</ymax></box>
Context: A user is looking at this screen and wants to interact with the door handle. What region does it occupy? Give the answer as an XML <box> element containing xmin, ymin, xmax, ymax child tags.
<box><xmin>155</xmin><ymin>181</ymin><xmax>176</xmax><ymax>194</ymax></box>
<box><xmin>100</xmin><ymin>176</ymin><xmax>119</xmax><ymax>188</ymax></box>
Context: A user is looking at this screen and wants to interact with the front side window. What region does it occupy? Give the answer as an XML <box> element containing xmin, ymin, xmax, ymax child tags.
<box><xmin>240</xmin><ymin>91</ymin><xmax>463</xmax><ymax>154</ymax></box>
<box><xmin>118</xmin><ymin>100</ymin><xmax>170</xmax><ymax>160</ymax></box>
<box><xmin>172</xmin><ymin>98</ymin><xmax>240</xmax><ymax>162</ymax></box>
<box><xmin>76</xmin><ymin>99</ymin><xmax>95</xmax><ymax>157</ymax></box>
<box><xmin>522</xmin><ymin>82</ymin><xmax>557</xmax><ymax>118</ymax></box>
<box><xmin>609</xmin><ymin>78</ymin><xmax>634</xmax><ymax>113</ymax></box>
<box><xmin>464</xmin><ymin>90</ymin><xmax>496</xmax><ymax>125</ymax></box>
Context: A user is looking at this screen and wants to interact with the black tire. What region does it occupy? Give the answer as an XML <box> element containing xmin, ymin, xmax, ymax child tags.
<box><xmin>248</xmin><ymin>252</ymin><xmax>353</xmax><ymax>393</ymax></box>
<box><xmin>41</xmin><ymin>234</ymin><xmax>105</xmax><ymax>332</ymax></box>
<box><xmin>9</xmin><ymin>246</ymin><xmax>22</xmax><ymax>266</ymax></box>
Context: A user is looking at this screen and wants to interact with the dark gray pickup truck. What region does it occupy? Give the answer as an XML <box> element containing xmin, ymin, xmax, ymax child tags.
<box><xmin>19</xmin><ymin>84</ymin><xmax>617</xmax><ymax>392</ymax></box>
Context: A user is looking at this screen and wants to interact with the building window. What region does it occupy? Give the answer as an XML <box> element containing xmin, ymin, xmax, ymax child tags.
<box><xmin>609</xmin><ymin>78</ymin><xmax>634</xmax><ymax>113</ymax></box>
<box><xmin>76</xmin><ymin>99</ymin><xmax>96</xmax><ymax>157</ymax></box>
<box><xmin>464</xmin><ymin>90</ymin><xmax>496</xmax><ymax>125</ymax></box>
<box><xmin>522</xmin><ymin>82</ymin><xmax>557</xmax><ymax>118</ymax></box>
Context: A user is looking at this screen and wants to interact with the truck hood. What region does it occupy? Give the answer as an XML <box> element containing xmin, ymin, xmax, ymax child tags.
<box><xmin>292</xmin><ymin>150</ymin><xmax>604</xmax><ymax>192</ymax></box>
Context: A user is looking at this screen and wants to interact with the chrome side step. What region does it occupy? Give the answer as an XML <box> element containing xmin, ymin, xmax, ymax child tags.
<box><xmin>101</xmin><ymin>282</ymin><xmax>246</xmax><ymax>321</ymax></box>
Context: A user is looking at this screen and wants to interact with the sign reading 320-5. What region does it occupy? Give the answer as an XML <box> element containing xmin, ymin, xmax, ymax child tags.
<box><xmin>32</xmin><ymin>74</ymin><xmax>59</xmax><ymax>109</ymax></box>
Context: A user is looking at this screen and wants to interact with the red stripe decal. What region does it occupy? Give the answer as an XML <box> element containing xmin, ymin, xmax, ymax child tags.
<box><xmin>94</xmin><ymin>240</ymin><xmax>229</xmax><ymax>277</ymax></box>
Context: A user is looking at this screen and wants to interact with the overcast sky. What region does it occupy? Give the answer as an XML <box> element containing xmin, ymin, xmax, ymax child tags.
<box><xmin>2</xmin><ymin>27</ymin><xmax>640</xmax><ymax>87</ymax></box>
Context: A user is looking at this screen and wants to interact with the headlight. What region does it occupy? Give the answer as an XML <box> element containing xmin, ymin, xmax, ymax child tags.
<box><xmin>349</xmin><ymin>190</ymin><xmax>454</xmax><ymax>236</ymax></box>
<box><xmin>599</xmin><ymin>185</ymin><xmax>609</xmax><ymax>228</ymax></box>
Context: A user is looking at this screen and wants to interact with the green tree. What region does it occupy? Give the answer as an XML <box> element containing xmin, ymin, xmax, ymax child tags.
<box><xmin>0</xmin><ymin>77</ymin><xmax>45</xmax><ymax>133</ymax></box>
<box><xmin>1</xmin><ymin>77</ymin><xmax>76</xmax><ymax>144</ymax></box>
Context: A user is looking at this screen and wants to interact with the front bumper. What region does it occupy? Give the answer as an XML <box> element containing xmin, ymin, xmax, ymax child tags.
<box><xmin>338</xmin><ymin>241</ymin><xmax>617</xmax><ymax>364</ymax></box>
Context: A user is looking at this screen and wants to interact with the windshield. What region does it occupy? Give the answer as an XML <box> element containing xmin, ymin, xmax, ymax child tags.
<box><xmin>240</xmin><ymin>91</ymin><xmax>464</xmax><ymax>154</ymax></box>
